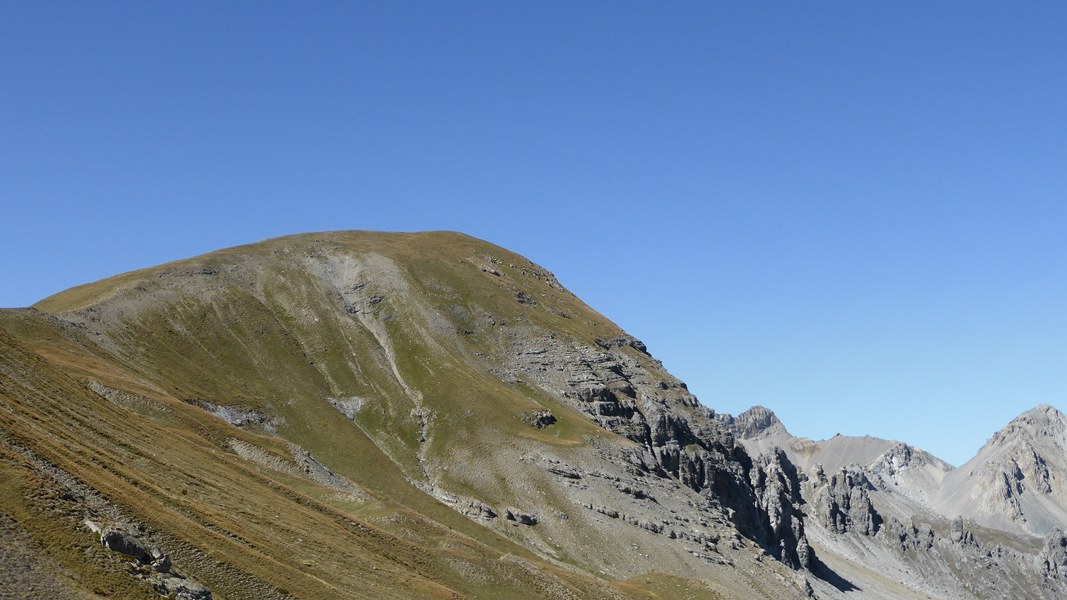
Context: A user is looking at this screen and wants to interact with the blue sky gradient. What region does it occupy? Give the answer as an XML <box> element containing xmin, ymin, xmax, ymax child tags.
<box><xmin>2</xmin><ymin>2</ymin><xmax>1065</xmax><ymax>465</ymax></box>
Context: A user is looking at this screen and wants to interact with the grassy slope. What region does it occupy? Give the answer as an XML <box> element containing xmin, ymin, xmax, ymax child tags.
<box><xmin>0</xmin><ymin>312</ymin><xmax>661</xmax><ymax>599</ymax></box>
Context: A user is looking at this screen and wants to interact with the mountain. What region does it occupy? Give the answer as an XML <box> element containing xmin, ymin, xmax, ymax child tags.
<box><xmin>0</xmin><ymin>230</ymin><xmax>1063</xmax><ymax>600</ymax></box>
<box><xmin>935</xmin><ymin>404</ymin><xmax>1067</xmax><ymax>536</ymax></box>
<box><xmin>724</xmin><ymin>407</ymin><xmax>909</xmax><ymax>471</ymax></box>
<box><xmin>726</xmin><ymin>404</ymin><xmax>1067</xmax><ymax>599</ymax></box>
<box><xmin>725</xmin><ymin>407</ymin><xmax>954</xmax><ymax>504</ymax></box>
<box><xmin>1</xmin><ymin>231</ymin><xmax>815</xmax><ymax>600</ymax></box>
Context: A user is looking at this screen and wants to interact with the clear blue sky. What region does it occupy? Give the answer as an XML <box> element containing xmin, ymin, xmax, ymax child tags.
<box><xmin>3</xmin><ymin>2</ymin><xmax>1065</xmax><ymax>466</ymax></box>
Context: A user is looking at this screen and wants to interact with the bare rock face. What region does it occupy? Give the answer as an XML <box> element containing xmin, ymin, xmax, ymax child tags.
<box><xmin>869</xmin><ymin>442</ymin><xmax>933</xmax><ymax>476</ymax></box>
<box><xmin>809</xmin><ymin>466</ymin><xmax>881</xmax><ymax>536</ymax></box>
<box><xmin>860</xmin><ymin>442</ymin><xmax>954</xmax><ymax>507</ymax></box>
<box><xmin>949</xmin><ymin>515</ymin><xmax>978</xmax><ymax>548</ymax></box>
<box><xmin>1040</xmin><ymin>530</ymin><xmax>1067</xmax><ymax>579</ymax></box>
<box><xmin>748</xmin><ymin>449</ymin><xmax>812</xmax><ymax>569</ymax></box>
<box><xmin>503</xmin><ymin>334</ymin><xmax>814</xmax><ymax>570</ymax></box>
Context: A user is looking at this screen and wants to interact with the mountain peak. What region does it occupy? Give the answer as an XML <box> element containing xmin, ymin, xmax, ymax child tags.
<box><xmin>1023</xmin><ymin>403</ymin><xmax>1065</xmax><ymax>422</ymax></box>
<box><xmin>990</xmin><ymin>404</ymin><xmax>1067</xmax><ymax>448</ymax></box>
<box><xmin>720</xmin><ymin>405</ymin><xmax>789</xmax><ymax>439</ymax></box>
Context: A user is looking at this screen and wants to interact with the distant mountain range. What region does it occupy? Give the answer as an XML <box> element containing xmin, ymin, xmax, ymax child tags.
<box><xmin>727</xmin><ymin>403</ymin><xmax>1067</xmax><ymax>537</ymax></box>
<box><xmin>724</xmin><ymin>402</ymin><xmax>1067</xmax><ymax>598</ymax></box>
<box><xmin>1</xmin><ymin>231</ymin><xmax>1063</xmax><ymax>599</ymax></box>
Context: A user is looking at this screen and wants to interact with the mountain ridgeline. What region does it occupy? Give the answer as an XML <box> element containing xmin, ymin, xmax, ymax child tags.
<box><xmin>0</xmin><ymin>231</ymin><xmax>1064</xmax><ymax>600</ymax></box>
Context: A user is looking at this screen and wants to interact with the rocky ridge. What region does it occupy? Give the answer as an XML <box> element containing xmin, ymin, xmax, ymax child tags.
<box><xmin>935</xmin><ymin>404</ymin><xmax>1067</xmax><ymax>537</ymax></box>
<box><xmin>724</xmin><ymin>403</ymin><xmax>1067</xmax><ymax>599</ymax></box>
<box><xmin>499</xmin><ymin>332</ymin><xmax>813</xmax><ymax>569</ymax></box>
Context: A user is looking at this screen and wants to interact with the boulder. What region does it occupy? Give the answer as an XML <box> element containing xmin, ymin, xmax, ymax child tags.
<box><xmin>521</xmin><ymin>409</ymin><xmax>556</xmax><ymax>429</ymax></box>
<box><xmin>99</xmin><ymin>527</ymin><xmax>152</xmax><ymax>563</ymax></box>
<box><xmin>504</xmin><ymin>509</ymin><xmax>538</xmax><ymax>525</ymax></box>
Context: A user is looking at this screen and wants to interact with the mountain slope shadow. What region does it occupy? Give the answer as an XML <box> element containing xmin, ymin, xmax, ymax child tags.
<box><xmin>812</xmin><ymin>559</ymin><xmax>861</xmax><ymax>593</ymax></box>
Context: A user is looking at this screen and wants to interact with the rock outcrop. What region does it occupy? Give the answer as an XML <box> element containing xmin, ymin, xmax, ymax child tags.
<box><xmin>504</xmin><ymin>508</ymin><xmax>538</xmax><ymax>525</ymax></box>
<box><xmin>502</xmin><ymin>334</ymin><xmax>814</xmax><ymax>569</ymax></box>
<box><xmin>809</xmin><ymin>466</ymin><xmax>881</xmax><ymax>536</ymax></box>
<box><xmin>93</xmin><ymin>524</ymin><xmax>211</xmax><ymax>599</ymax></box>
<box><xmin>521</xmin><ymin>408</ymin><xmax>557</xmax><ymax>429</ymax></box>
<box><xmin>749</xmin><ymin>449</ymin><xmax>811</xmax><ymax>569</ymax></box>
<box><xmin>1040</xmin><ymin>530</ymin><xmax>1067</xmax><ymax>579</ymax></box>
